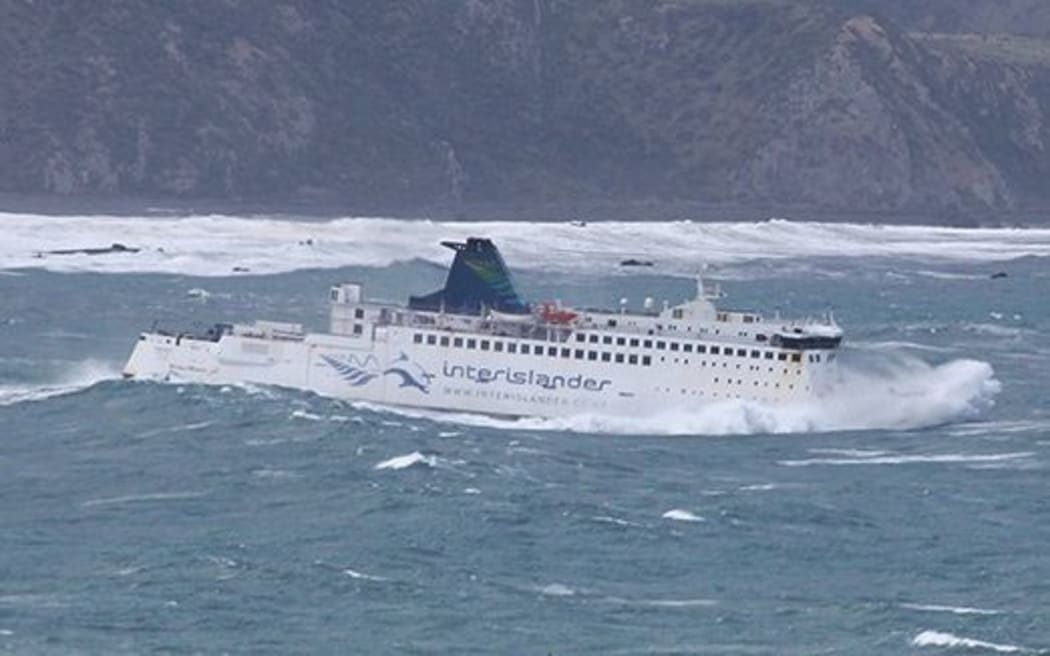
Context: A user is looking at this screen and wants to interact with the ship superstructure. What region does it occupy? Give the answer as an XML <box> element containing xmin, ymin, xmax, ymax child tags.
<box><xmin>123</xmin><ymin>238</ymin><xmax>843</xmax><ymax>417</ymax></box>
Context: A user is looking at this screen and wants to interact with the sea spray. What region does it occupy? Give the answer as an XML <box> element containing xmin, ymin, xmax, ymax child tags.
<box><xmin>5</xmin><ymin>213</ymin><xmax>1050</xmax><ymax>276</ymax></box>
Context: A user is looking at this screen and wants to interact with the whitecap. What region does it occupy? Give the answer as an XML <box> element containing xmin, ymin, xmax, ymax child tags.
<box><xmin>81</xmin><ymin>491</ymin><xmax>208</xmax><ymax>507</ymax></box>
<box><xmin>463</xmin><ymin>487</ymin><xmax>482</xmax><ymax>495</ymax></box>
<box><xmin>374</xmin><ymin>451</ymin><xmax>437</xmax><ymax>470</ymax></box>
<box><xmin>808</xmin><ymin>448</ymin><xmax>889</xmax><ymax>458</ymax></box>
<box><xmin>591</xmin><ymin>515</ymin><xmax>641</xmax><ymax>527</ymax></box>
<box><xmin>7</xmin><ymin>213</ymin><xmax>1050</xmax><ymax>277</ymax></box>
<box><xmin>780</xmin><ymin>452</ymin><xmax>1034</xmax><ymax>467</ymax></box>
<box><xmin>902</xmin><ymin>603</ymin><xmax>1004</xmax><ymax>616</ymax></box>
<box><xmin>344</xmin><ymin>568</ymin><xmax>387</xmax><ymax>582</ymax></box>
<box><xmin>912</xmin><ymin>630</ymin><xmax>1024</xmax><ymax>653</ymax></box>
<box><xmin>289</xmin><ymin>409</ymin><xmax>323</xmax><ymax>421</ymax></box>
<box><xmin>662</xmin><ymin>509</ymin><xmax>704</xmax><ymax>522</ymax></box>
<box><xmin>603</xmin><ymin>596</ymin><xmax>717</xmax><ymax>608</ymax></box>
<box><xmin>538</xmin><ymin>583</ymin><xmax>576</xmax><ymax>597</ymax></box>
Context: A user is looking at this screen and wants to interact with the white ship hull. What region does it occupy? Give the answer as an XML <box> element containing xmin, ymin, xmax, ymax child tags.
<box><xmin>124</xmin><ymin>323</ymin><xmax>835</xmax><ymax>419</ymax></box>
<box><xmin>123</xmin><ymin>237</ymin><xmax>843</xmax><ymax>419</ymax></box>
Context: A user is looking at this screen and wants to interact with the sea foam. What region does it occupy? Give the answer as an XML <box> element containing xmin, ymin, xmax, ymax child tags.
<box><xmin>374</xmin><ymin>451</ymin><xmax>438</xmax><ymax>470</ymax></box>
<box><xmin>912</xmin><ymin>630</ymin><xmax>1025</xmax><ymax>653</ymax></box>
<box><xmin>5</xmin><ymin>213</ymin><xmax>1050</xmax><ymax>276</ymax></box>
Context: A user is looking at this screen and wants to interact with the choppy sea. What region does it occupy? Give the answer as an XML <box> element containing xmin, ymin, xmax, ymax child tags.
<box><xmin>2</xmin><ymin>213</ymin><xmax>1049</xmax><ymax>654</ymax></box>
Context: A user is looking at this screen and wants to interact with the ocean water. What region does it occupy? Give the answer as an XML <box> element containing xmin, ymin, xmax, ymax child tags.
<box><xmin>1</xmin><ymin>214</ymin><xmax>1049</xmax><ymax>654</ymax></box>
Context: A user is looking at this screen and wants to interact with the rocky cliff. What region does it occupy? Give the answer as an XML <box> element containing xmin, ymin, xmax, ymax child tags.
<box><xmin>3</xmin><ymin>0</ymin><xmax>1050</xmax><ymax>220</ymax></box>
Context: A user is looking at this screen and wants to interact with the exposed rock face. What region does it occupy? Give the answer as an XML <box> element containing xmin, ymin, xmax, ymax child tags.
<box><xmin>737</xmin><ymin>16</ymin><xmax>1012</xmax><ymax>209</ymax></box>
<box><xmin>3</xmin><ymin>0</ymin><xmax>1050</xmax><ymax>217</ymax></box>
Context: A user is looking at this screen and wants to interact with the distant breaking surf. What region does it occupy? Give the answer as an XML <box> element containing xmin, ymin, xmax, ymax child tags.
<box><xmin>4</xmin><ymin>213</ymin><xmax>1050</xmax><ymax>276</ymax></box>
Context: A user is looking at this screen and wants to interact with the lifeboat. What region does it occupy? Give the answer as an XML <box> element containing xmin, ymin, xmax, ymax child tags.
<box><xmin>537</xmin><ymin>302</ymin><xmax>578</xmax><ymax>324</ymax></box>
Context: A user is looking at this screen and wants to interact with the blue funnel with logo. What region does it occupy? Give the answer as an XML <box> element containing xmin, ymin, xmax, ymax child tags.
<box><xmin>409</xmin><ymin>238</ymin><xmax>530</xmax><ymax>316</ymax></box>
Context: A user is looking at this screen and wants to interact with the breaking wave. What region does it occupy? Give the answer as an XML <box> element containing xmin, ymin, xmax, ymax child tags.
<box><xmin>0</xmin><ymin>359</ymin><xmax>120</xmax><ymax>407</ymax></box>
<box><xmin>912</xmin><ymin>630</ymin><xmax>1026</xmax><ymax>653</ymax></box>
<box><xmin>5</xmin><ymin>212</ymin><xmax>1050</xmax><ymax>276</ymax></box>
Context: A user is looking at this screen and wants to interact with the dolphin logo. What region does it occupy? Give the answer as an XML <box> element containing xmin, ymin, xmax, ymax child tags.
<box><xmin>383</xmin><ymin>352</ymin><xmax>434</xmax><ymax>394</ymax></box>
<box><xmin>322</xmin><ymin>352</ymin><xmax>433</xmax><ymax>393</ymax></box>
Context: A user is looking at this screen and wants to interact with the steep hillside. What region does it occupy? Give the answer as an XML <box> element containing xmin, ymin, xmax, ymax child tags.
<box><xmin>3</xmin><ymin>0</ymin><xmax>1050</xmax><ymax>219</ymax></box>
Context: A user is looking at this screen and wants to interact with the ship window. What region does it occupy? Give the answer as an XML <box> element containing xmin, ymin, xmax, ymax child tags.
<box><xmin>765</xmin><ymin>351</ymin><xmax>773</xmax><ymax>359</ymax></box>
<box><xmin>603</xmin><ymin>336</ymin><xmax>612</xmax><ymax>345</ymax></box>
<box><xmin>642</xmin><ymin>355</ymin><xmax>651</xmax><ymax>366</ymax></box>
<box><xmin>427</xmin><ymin>335</ymin><xmax>437</xmax><ymax>345</ymax></box>
<box><xmin>353</xmin><ymin>324</ymin><xmax>363</xmax><ymax>335</ymax></box>
<box><xmin>494</xmin><ymin>341</ymin><xmax>503</xmax><ymax>352</ymax></box>
<box><xmin>629</xmin><ymin>338</ymin><xmax>640</xmax><ymax>347</ymax></box>
<box><xmin>507</xmin><ymin>343</ymin><xmax>516</xmax><ymax>353</ymax></box>
<box><xmin>628</xmin><ymin>354</ymin><xmax>638</xmax><ymax>365</ymax></box>
<box><xmin>737</xmin><ymin>348</ymin><xmax>747</xmax><ymax>357</ymax></box>
<box><xmin>672</xmin><ymin>309</ymin><xmax>684</xmax><ymax>319</ymax></box>
<box><xmin>791</xmin><ymin>353</ymin><xmax>801</xmax><ymax>362</ymax></box>
<box><xmin>351</xmin><ymin>308</ymin><xmax>363</xmax><ymax>320</ymax></box>
<box><xmin>684</xmin><ymin>344</ymin><xmax>692</xmax><ymax>353</ymax></box>
<box><xmin>467</xmin><ymin>339</ymin><xmax>477</xmax><ymax>349</ymax></box>
<box><xmin>575</xmin><ymin>349</ymin><xmax>584</xmax><ymax>359</ymax></box>
<box><xmin>644</xmin><ymin>340</ymin><xmax>653</xmax><ymax>348</ymax></box>
<box><xmin>750</xmin><ymin>350</ymin><xmax>760</xmax><ymax>358</ymax></box>
<box><xmin>710</xmin><ymin>346</ymin><xmax>720</xmax><ymax>355</ymax></box>
<box><xmin>616</xmin><ymin>337</ymin><xmax>626</xmax><ymax>346</ymax></box>
<box><xmin>480</xmin><ymin>340</ymin><xmax>490</xmax><ymax>351</ymax></box>
<box><xmin>454</xmin><ymin>337</ymin><xmax>463</xmax><ymax>347</ymax></box>
<box><xmin>588</xmin><ymin>351</ymin><xmax>598</xmax><ymax>361</ymax></box>
<box><xmin>670</xmin><ymin>343</ymin><xmax>679</xmax><ymax>351</ymax></box>
<box><xmin>519</xmin><ymin>344</ymin><xmax>528</xmax><ymax>354</ymax></box>
<box><xmin>607</xmin><ymin>319</ymin><xmax>617</xmax><ymax>327</ymax></box>
<box><xmin>601</xmin><ymin>352</ymin><xmax>611</xmax><ymax>362</ymax></box>
<box><xmin>657</xmin><ymin>341</ymin><xmax>666</xmax><ymax>350</ymax></box>
<box><xmin>743</xmin><ymin>315</ymin><xmax>754</xmax><ymax>324</ymax></box>
<box><xmin>563</xmin><ymin>348</ymin><xmax>572</xmax><ymax>358</ymax></box>
<box><xmin>697</xmin><ymin>345</ymin><xmax>706</xmax><ymax>354</ymax></box>
<box><xmin>440</xmin><ymin>336</ymin><xmax>450</xmax><ymax>347</ymax></box>
<box><xmin>589</xmin><ymin>335</ymin><xmax>599</xmax><ymax>344</ymax></box>
<box><xmin>777</xmin><ymin>352</ymin><xmax>786</xmax><ymax>361</ymax></box>
<box><xmin>547</xmin><ymin>346</ymin><xmax>557</xmax><ymax>356</ymax></box>
<box><xmin>815</xmin><ymin>354</ymin><xmax>821</xmax><ymax>362</ymax></box>
<box><xmin>413</xmin><ymin>334</ymin><xmax>423</xmax><ymax>344</ymax></box>
<box><xmin>330</xmin><ymin>289</ymin><xmax>339</xmax><ymax>301</ymax></box>
<box><xmin>615</xmin><ymin>353</ymin><xmax>624</xmax><ymax>363</ymax></box>
<box><xmin>756</xmin><ymin>333</ymin><xmax>767</xmax><ymax>342</ymax></box>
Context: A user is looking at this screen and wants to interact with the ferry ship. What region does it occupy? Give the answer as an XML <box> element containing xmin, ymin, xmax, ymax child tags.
<box><xmin>123</xmin><ymin>238</ymin><xmax>843</xmax><ymax>417</ymax></box>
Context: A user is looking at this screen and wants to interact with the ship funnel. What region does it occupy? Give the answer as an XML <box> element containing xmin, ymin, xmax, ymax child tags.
<box><xmin>409</xmin><ymin>238</ymin><xmax>530</xmax><ymax>316</ymax></box>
